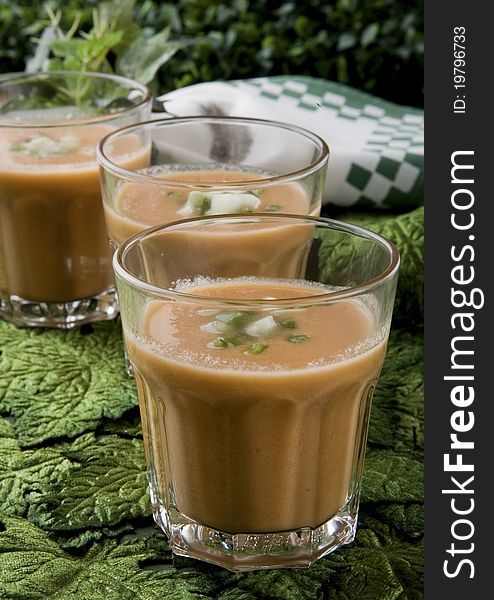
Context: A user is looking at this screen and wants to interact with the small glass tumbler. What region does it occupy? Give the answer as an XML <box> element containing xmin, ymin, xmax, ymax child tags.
<box><xmin>113</xmin><ymin>214</ymin><xmax>400</xmax><ymax>571</ymax></box>
<box><xmin>98</xmin><ymin>116</ymin><xmax>329</xmax><ymax>375</ymax></box>
<box><xmin>97</xmin><ymin>116</ymin><xmax>329</xmax><ymax>251</ymax></box>
<box><xmin>0</xmin><ymin>71</ymin><xmax>152</xmax><ymax>328</ymax></box>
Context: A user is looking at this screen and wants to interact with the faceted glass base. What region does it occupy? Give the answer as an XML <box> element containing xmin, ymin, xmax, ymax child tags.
<box><xmin>152</xmin><ymin>501</ymin><xmax>358</xmax><ymax>572</ymax></box>
<box><xmin>0</xmin><ymin>287</ymin><xmax>119</xmax><ymax>329</ymax></box>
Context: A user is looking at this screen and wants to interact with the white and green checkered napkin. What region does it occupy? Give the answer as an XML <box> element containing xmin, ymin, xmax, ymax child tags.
<box><xmin>157</xmin><ymin>75</ymin><xmax>423</xmax><ymax>209</ymax></box>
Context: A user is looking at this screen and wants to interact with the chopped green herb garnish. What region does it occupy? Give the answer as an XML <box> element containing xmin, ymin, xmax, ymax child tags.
<box><xmin>177</xmin><ymin>191</ymin><xmax>211</xmax><ymax>217</ymax></box>
<box><xmin>241</xmin><ymin>206</ymin><xmax>253</xmax><ymax>213</ymax></box>
<box><xmin>209</xmin><ymin>336</ymin><xmax>243</xmax><ymax>349</ymax></box>
<box><xmin>287</xmin><ymin>334</ymin><xmax>310</xmax><ymax>343</ymax></box>
<box><xmin>203</xmin><ymin>309</ymin><xmax>308</xmax><ymax>353</ymax></box>
<box><xmin>10</xmin><ymin>134</ymin><xmax>80</xmax><ymax>158</ymax></box>
<box><xmin>215</xmin><ymin>310</ymin><xmax>254</xmax><ymax>328</ymax></box>
<box><xmin>248</xmin><ymin>189</ymin><xmax>263</xmax><ymax>197</ymax></box>
<box><xmin>245</xmin><ymin>343</ymin><xmax>268</xmax><ymax>355</ymax></box>
<box><xmin>265</xmin><ymin>204</ymin><xmax>281</xmax><ymax>212</ymax></box>
<box><xmin>190</xmin><ymin>192</ymin><xmax>211</xmax><ymax>215</ymax></box>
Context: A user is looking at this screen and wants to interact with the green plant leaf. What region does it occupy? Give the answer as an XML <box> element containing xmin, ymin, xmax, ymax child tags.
<box><xmin>0</xmin><ymin>514</ymin><xmax>423</xmax><ymax>600</ymax></box>
<box><xmin>116</xmin><ymin>29</ymin><xmax>182</xmax><ymax>84</ymax></box>
<box><xmin>0</xmin><ymin>320</ymin><xmax>138</xmax><ymax>447</ymax></box>
<box><xmin>330</xmin><ymin>207</ymin><xmax>424</xmax><ymax>325</ymax></box>
<box><xmin>371</xmin><ymin>503</ymin><xmax>424</xmax><ymax>540</ymax></box>
<box><xmin>49</xmin><ymin>31</ymin><xmax>124</xmax><ymax>69</ymax></box>
<box><xmin>95</xmin><ymin>0</ymin><xmax>140</xmax><ymax>47</ymax></box>
<box><xmin>361</xmin><ymin>23</ymin><xmax>379</xmax><ymax>47</ymax></box>
<box><xmin>52</xmin><ymin>522</ymin><xmax>136</xmax><ymax>551</ymax></box>
<box><xmin>99</xmin><ymin>409</ymin><xmax>143</xmax><ymax>437</ymax></box>
<box><xmin>0</xmin><ymin>417</ymin><xmax>72</xmax><ymax>518</ymax></box>
<box><xmin>370</xmin><ymin>207</ymin><xmax>424</xmax><ymax>324</ymax></box>
<box><xmin>0</xmin><ymin>516</ymin><xmax>192</xmax><ymax>600</ymax></box>
<box><xmin>27</xmin><ymin>433</ymin><xmax>149</xmax><ymax>531</ymax></box>
<box><xmin>367</xmin><ymin>328</ymin><xmax>424</xmax><ymax>451</ymax></box>
<box><xmin>361</xmin><ymin>449</ymin><xmax>423</xmax><ymax>505</ymax></box>
<box><xmin>320</xmin><ymin>522</ymin><xmax>423</xmax><ymax>600</ymax></box>
<box><xmin>337</xmin><ymin>32</ymin><xmax>356</xmax><ymax>51</ymax></box>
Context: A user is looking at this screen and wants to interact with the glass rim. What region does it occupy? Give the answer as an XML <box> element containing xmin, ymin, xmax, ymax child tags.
<box><xmin>96</xmin><ymin>115</ymin><xmax>330</xmax><ymax>190</ymax></box>
<box><xmin>0</xmin><ymin>70</ymin><xmax>152</xmax><ymax>128</ymax></box>
<box><xmin>113</xmin><ymin>213</ymin><xmax>400</xmax><ymax>305</ymax></box>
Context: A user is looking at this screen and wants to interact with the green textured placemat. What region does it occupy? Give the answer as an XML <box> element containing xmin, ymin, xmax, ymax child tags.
<box><xmin>0</xmin><ymin>207</ymin><xmax>423</xmax><ymax>600</ymax></box>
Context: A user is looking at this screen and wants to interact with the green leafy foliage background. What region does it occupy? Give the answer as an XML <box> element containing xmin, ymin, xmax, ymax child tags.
<box><xmin>0</xmin><ymin>0</ymin><xmax>423</xmax><ymax>107</ymax></box>
<box><xmin>0</xmin><ymin>207</ymin><xmax>423</xmax><ymax>598</ymax></box>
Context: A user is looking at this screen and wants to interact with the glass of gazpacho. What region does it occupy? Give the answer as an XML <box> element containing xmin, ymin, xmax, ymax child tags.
<box><xmin>96</xmin><ymin>116</ymin><xmax>328</xmax><ymax>250</ymax></box>
<box><xmin>113</xmin><ymin>213</ymin><xmax>400</xmax><ymax>571</ymax></box>
<box><xmin>0</xmin><ymin>71</ymin><xmax>151</xmax><ymax>328</ymax></box>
